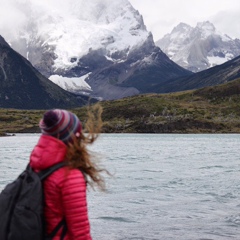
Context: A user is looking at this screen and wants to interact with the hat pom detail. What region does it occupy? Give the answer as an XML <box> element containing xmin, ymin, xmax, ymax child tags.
<box><xmin>43</xmin><ymin>110</ymin><xmax>59</xmax><ymax>128</ymax></box>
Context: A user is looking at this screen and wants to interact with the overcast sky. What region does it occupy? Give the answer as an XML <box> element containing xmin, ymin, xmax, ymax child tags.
<box><xmin>129</xmin><ymin>0</ymin><xmax>240</xmax><ymax>41</ymax></box>
<box><xmin>0</xmin><ymin>0</ymin><xmax>239</xmax><ymax>43</ymax></box>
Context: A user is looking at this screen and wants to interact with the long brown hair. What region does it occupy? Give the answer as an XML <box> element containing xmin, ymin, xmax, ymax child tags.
<box><xmin>66</xmin><ymin>103</ymin><xmax>108</xmax><ymax>190</ymax></box>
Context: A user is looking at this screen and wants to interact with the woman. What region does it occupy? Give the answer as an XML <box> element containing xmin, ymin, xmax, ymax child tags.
<box><xmin>29</xmin><ymin>105</ymin><xmax>105</xmax><ymax>240</ymax></box>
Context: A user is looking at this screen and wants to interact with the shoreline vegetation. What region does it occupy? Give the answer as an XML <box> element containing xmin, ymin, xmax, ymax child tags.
<box><xmin>0</xmin><ymin>78</ymin><xmax>240</xmax><ymax>135</ymax></box>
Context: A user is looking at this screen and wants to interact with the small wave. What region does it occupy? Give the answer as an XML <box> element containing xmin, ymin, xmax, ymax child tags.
<box><xmin>143</xmin><ymin>169</ymin><xmax>163</xmax><ymax>173</ymax></box>
<box><xmin>199</xmin><ymin>165</ymin><xmax>224</xmax><ymax>169</ymax></box>
<box><xmin>119</xmin><ymin>238</ymin><xmax>146</xmax><ymax>240</ymax></box>
<box><xmin>225</xmin><ymin>215</ymin><xmax>240</xmax><ymax>226</ymax></box>
<box><xmin>198</xmin><ymin>238</ymin><xmax>214</xmax><ymax>240</ymax></box>
<box><xmin>220</xmin><ymin>192</ymin><xmax>237</xmax><ymax>199</ymax></box>
<box><xmin>167</xmin><ymin>179</ymin><xmax>185</xmax><ymax>186</ymax></box>
<box><xmin>98</xmin><ymin>216</ymin><xmax>135</xmax><ymax>223</ymax></box>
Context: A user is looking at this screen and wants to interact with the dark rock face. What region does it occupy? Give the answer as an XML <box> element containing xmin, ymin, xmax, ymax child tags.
<box><xmin>0</xmin><ymin>36</ymin><xmax>10</xmax><ymax>47</ymax></box>
<box><xmin>0</xmin><ymin>36</ymin><xmax>86</xmax><ymax>109</ymax></box>
<box><xmin>84</xmin><ymin>35</ymin><xmax>192</xmax><ymax>100</ymax></box>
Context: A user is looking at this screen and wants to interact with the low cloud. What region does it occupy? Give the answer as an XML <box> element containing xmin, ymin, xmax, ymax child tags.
<box><xmin>0</xmin><ymin>0</ymin><xmax>27</xmax><ymax>40</ymax></box>
<box><xmin>210</xmin><ymin>10</ymin><xmax>240</xmax><ymax>39</ymax></box>
<box><xmin>129</xmin><ymin>0</ymin><xmax>240</xmax><ymax>40</ymax></box>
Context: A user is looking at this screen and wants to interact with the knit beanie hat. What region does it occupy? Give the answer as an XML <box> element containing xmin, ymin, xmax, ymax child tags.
<box><xmin>39</xmin><ymin>109</ymin><xmax>82</xmax><ymax>144</ymax></box>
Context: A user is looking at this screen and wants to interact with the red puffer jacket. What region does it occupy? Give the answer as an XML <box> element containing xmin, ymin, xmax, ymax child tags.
<box><xmin>30</xmin><ymin>135</ymin><xmax>92</xmax><ymax>240</ymax></box>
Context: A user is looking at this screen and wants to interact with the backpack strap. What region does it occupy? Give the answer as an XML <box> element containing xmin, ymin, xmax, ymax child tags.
<box><xmin>37</xmin><ymin>162</ymin><xmax>68</xmax><ymax>239</ymax></box>
<box><xmin>46</xmin><ymin>218</ymin><xmax>67</xmax><ymax>239</ymax></box>
<box><xmin>60</xmin><ymin>220</ymin><xmax>68</xmax><ymax>240</ymax></box>
<box><xmin>38</xmin><ymin>162</ymin><xmax>66</xmax><ymax>181</ymax></box>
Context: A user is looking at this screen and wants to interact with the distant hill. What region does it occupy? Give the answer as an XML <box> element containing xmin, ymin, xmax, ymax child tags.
<box><xmin>153</xmin><ymin>54</ymin><xmax>240</xmax><ymax>94</ymax></box>
<box><xmin>0</xmin><ymin>35</ymin><xmax>87</xmax><ymax>109</ymax></box>
<box><xmin>99</xmin><ymin>78</ymin><xmax>240</xmax><ymax>133</ymax></box>
<box><xmin>1</xmin><ymin>78</ymin><xmax>240</xmax><ymax>134</ymax></box>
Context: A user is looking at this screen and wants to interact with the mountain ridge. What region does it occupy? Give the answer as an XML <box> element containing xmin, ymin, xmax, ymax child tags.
<box><xmin>0</xmin><ymin>35</ymin><xmax>87</xmax><ymax>109</ymax></box>
<box><xmin>153</xmin><ymin>54</ymin><xmax>240</xmax><ymax>94</ymax></box>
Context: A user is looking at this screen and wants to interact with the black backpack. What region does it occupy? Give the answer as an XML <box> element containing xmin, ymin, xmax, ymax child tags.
<box><xmin>0</xmin><ymin>162</ymin><xmax>67</xmax><ymax>240</ymax></box>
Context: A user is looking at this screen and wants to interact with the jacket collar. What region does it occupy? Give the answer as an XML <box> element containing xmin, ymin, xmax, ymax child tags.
<box><xmin>30</xmin><ymin>135</ymin><xmax>67</xmax><ymax>171</ymax></box>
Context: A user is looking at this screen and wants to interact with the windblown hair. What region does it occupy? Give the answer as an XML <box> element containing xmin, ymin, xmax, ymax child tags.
<box><xmin>65</xmin><ymin>104</ymin><xmax>107</xmax><ymax>190</ymax></box>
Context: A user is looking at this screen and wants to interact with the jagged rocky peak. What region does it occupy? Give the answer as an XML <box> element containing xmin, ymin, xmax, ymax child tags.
<box><xmin>197</xmin><ymin>21</ymin><xmax>215</xmax><ymax>31</ymax></box>
<box><xmin>156</xmin><ymin>21</ymin><xmax>240</xmax><ymax>72</ymax></box>
<box><xmin>172</xmin><ymin>22</ymin><xmax>192</xmax><ymax>33</ymax></box>
<box><xmin>5</xmin><ymin>0</ymin><xmax>150</xmax><ymax>76</ymax></box>
<box><xmin>196</xmin><ymin>21</ymin><xmax>216</xmax><ymax>38</ymax></box>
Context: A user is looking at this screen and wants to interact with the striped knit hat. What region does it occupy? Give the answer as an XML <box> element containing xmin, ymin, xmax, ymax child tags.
<box><xmin>39</xmin><ymin>109</ymin><xmax>82</xmax><ymax>144</ymax></box>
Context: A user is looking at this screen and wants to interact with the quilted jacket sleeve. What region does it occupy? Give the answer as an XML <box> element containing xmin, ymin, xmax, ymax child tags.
<box><xmin>60</xmin><ymin>169</ymin><xmax>92</xmax><ymax>240</ymax></box>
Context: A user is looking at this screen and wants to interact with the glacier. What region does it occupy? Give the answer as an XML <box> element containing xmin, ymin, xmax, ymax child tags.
<box><xmin>49</xmin><ymin>74</ymin><xmax>92</xmax><ymax>95</ymax></box>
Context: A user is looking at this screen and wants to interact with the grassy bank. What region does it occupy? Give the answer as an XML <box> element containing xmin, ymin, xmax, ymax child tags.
<box><xmin>0</xmin><ymin>78</ymin><xmax>240</xmax><ymax>134</ymax></box>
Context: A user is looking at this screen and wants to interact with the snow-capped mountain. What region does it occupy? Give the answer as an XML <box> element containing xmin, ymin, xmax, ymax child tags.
<box><xmin>13</xmin><ymin>0</ymin><xmax>149</xmax><ymax>74</ymax></box>
<box><xmin>156</xmin><ymin>21</ymin><xmax>240</xmax><ymax>72</ymax></box>
<box><xmin>1</xmin><ymin>0</ymin><xmax>191</xmax><ymax>100</ymax></box>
